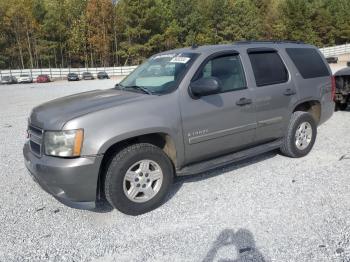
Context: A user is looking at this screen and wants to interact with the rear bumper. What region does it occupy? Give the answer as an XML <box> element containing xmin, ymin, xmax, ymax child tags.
<box><xmin>23</xmin><ymin>142</ymin><xmax>103</xmax><ymax>209</ymax></box>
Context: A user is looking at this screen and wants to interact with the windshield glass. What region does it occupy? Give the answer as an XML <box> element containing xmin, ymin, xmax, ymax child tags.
<box><xmin>119</xmin><ymin>52</ymin><xmax>198</xmax><ymax>94</ymax></box>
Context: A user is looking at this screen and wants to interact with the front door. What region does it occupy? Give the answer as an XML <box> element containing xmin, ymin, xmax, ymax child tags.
<box><xmin>180</xmin><ymin>52</ymin><xmax>257</xmax><ymax>165</ymax></box>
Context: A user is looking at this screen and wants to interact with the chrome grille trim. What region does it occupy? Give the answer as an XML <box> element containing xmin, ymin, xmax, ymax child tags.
<box><xmin>28</xmin><ymin>125</ymin><xmax>43</xmax><ymax>157</ymax></box>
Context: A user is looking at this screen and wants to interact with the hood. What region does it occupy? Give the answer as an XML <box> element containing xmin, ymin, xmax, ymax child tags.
<box><xmin>29</xmin><ymin>88</ymin><xmax>148</xmax><ymax>130</ymax></box>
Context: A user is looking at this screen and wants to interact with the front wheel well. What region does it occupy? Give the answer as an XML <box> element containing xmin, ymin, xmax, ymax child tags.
<box><xmin>96</xmin><ymin>133</ymin><xmax>177</xmax><ymax>200</ymax></box>
<box><xmin>293</xmin><ymin>100</ymin><xmax>321</xmax><ymax>124</ymax></box>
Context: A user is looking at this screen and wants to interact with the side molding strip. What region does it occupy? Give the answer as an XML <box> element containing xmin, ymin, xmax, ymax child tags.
<box><xmin>189</xmin><ymin>123</ymin><xmax>257</xmax><ymax>144</ymax></box>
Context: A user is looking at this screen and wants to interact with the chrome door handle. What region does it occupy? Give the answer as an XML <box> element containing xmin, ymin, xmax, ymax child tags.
<box><xmin>236</xmin><ymin>98</ymin><xmax>252</xmax><ymax>106</ymax></box>
<box><xmin>284</xmin><ymin>88</ymin><xmax>296</xmax><ymax>96</ymax></box>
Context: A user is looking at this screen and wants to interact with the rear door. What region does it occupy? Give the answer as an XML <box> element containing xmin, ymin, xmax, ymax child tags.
<box><xmin>180</xmin><ymin>52</ymin><xmax>257</xmax><ymax>164</ymax></box>
<box><xmin>246</xmin><ymin>48</ymin><xmax>296</xmax><ymax>143</ymax></box>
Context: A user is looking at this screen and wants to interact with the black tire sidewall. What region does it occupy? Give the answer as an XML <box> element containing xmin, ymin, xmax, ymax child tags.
<box><xmin>105</xmin><ymin>144</ymin><xmax>174</xmax><ymax>215</ymax></box>
<box><xmin>289</xmin><ymin>113</ymin><xmax>317</xmax><ymax>157</ymax></box>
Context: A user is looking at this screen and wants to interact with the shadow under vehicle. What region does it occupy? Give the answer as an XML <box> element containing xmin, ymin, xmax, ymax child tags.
<box><xmin>334</xmin><ymin>67</ymin><xmax>350</xmax><ymax>111</ymax></box>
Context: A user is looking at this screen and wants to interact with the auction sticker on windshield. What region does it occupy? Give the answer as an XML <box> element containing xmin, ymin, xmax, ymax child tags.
<box><xmin>170</xmin><ymin>57</ymin><xmax>191</xmax><ymax>63</ymax></box>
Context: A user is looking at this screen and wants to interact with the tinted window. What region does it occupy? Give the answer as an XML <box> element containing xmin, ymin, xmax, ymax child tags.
<box><xmin>248</xmin><ymin>52</ymin><xmax>288</xmax><ymax>87</ymax></box>
<box><xmin>196</xmin><ymin>55</ymin><xmax>246</xmax><ymax>92</ymax></box>
<box><xmin>286</xmin><ymin>48</ymin><xmax>330</xmax><ymax>79</ymax></box>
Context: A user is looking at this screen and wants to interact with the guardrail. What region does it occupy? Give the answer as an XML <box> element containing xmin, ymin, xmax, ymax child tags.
<box><xmin>319</xmin><ymin>43</ymin><xmax>350</xmax><ymax>57</ymax></box>
<box><xmin>0</xmin><ymin>66</ymin><xmax>138</xmax><ymax>79</ymax></box>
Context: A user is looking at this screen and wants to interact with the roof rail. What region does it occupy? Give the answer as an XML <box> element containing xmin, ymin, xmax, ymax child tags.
<box><xmin>235</xmin><ymin>40</ymin><xmax>305</xmax><ymax>45</ymax></box>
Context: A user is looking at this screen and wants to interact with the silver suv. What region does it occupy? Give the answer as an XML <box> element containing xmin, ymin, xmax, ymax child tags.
<box><xmin>23</xmin><ymin>41</ymin><xmax>334</xmax><ymax>215</ymax></box>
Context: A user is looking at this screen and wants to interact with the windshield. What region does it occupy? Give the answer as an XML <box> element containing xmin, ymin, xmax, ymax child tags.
<box><xmin>119</xmin><ymin>52</ymin><xmax>198</xmax><ymax>94</ymax></box>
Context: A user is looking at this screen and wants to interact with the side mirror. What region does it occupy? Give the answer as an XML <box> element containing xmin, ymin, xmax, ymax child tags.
<box><xmin>189</xmin><ymin>77</ymin><xmax>221</xmax><ymax>98</ymax></box>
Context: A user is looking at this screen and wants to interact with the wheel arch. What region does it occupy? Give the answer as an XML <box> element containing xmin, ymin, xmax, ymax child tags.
<box><xmin>96</xmin><ymin>132</ymin><xmax>178</xmax><ymax>200</ymax></box>
<box><xmin>292</xmin><ymin>100</ymin><xmax>321</xmax><ymax>124</ymax></box>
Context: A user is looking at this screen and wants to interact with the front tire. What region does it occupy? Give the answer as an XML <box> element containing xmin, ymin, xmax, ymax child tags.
<box><xmin>280</xmin><ymin>111</ymin><xmax>317</xmax><ymax>158</ymax></box>
<box><xmin>104</xmin><ymin>143</ymin><xmax>174</xmax><ymax>215</ymax></box>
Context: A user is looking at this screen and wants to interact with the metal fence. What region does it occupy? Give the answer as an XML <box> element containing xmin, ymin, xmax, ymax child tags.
<box><xmin>319</xmin><ymin>43</ymin><xmax>350</xmax><ymax>57</ymax></box>
<box><xmin>0</xmin><ymin>66</ymin><xmax>138</xmax><ymax>80</ymax></box>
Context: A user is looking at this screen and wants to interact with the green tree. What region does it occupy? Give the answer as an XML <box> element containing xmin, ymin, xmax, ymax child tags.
<box><xmin>278</xmin><ymin>0</ymin><xmax>318</xmax><ymax>44</ymax></box>
<box><xmin>223</xmin><ymin>0</ymin><xmax>262</xmax><ymax>41</ymax></box>
<box><xmin>86</xmin><ymin>0</ymin><xmax>113</xmax><ymax>67</ymax></box>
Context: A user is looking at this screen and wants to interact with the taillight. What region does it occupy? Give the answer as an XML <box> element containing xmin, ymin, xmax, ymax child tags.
<box><xmin>331</xmin><ymin>76</ymin><xmax>336</xmax><ymax>101</ymax></box>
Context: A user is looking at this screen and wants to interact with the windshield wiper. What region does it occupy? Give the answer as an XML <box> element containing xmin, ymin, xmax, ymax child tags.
<box><xmin>123</xmin><ymin>85</ymin><xmax>153</xmax><ymax>95</ymax></box>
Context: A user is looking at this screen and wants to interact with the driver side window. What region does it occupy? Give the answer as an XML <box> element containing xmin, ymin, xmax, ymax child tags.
<box><xmin>198</xmin><ymin>55</ymin><xmax>246</xmax><ymax>92</ymax></box>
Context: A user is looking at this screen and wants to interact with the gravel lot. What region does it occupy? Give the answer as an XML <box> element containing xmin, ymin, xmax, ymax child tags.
<box><xmin>0</xmin><ymin>80</ymin><xmax>349</xmax><ymax>262</ymax></box>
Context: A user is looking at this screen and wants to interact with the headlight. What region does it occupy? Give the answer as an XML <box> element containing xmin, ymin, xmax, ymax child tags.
<box><xmin>44</xmin><ymin>129</ymin><xmax>84</xmax><ymax>157</ymax></box>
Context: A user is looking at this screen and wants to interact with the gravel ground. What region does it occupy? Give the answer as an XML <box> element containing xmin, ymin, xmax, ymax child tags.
<box><xmin>0</xmin><ymin>80</ymin><xmax>349</xmax><ymax>262</ymax></box>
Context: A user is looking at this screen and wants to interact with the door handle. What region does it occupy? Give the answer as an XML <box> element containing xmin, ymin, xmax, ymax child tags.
<box><xmin>284</xmin><ymin>88</ymin><xmax>296</xmax><ymax>96</ymax></box>
<box><xmin>236</xmin><ymin>97</ymin><xmax>252</xmax><ymax>106</ymax></box>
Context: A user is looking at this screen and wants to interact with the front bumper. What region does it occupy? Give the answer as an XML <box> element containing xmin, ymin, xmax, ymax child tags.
<box><xmin>23</xmin><ymin>142</ymin><xmax>103</xmax><ymax>209</ymax></box>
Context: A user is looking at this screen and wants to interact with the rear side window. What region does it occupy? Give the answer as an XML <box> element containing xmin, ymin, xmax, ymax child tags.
<box><xmin>286</xmin><ymin>48</ymin><xmax>330</xmax><ymax>79</ymax></box>
<box><xmin>248</xmin><ymin>52</ymin><xmax>288</xmax><ymax>87</ymax></box>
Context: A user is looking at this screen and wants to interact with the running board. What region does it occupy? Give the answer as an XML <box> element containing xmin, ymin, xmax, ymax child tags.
<box><xmin>176</xmin><ymin>139</ymin><xmax>282</xmax><ymax>176</ymax></box>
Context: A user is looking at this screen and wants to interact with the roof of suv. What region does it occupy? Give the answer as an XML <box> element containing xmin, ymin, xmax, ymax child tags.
<box><xmin>158</xmin><ymin>41</ymin><xmax>315</xmax><ymax>56</ymax></box>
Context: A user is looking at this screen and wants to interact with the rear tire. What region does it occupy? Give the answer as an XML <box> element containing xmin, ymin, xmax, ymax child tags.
<box><xmin>104</xmin><ymin>143</ymin><xmax>174</xmax><ymax>215</ymax></box>
<box><xmin>280</xmin><ymin>111</ymin><xmax>317</xmax><ymax>158</ymax></box>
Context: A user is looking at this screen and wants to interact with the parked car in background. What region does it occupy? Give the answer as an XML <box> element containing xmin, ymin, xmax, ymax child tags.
<box><xmin>1</xmin><ymin>76</ymin><xmax>17</xmax><ymax>84</ymax></box>
<box><xmin>334</xmin><ymin>67</ymin><xmax>350</xmax><ymax>110</ymax></box>
<box><xmin>36</xmin><ymin>75</ymin><xmax>51</xmax><ymax>83</ymax></box>
<box><xmin>24</xmin><ymin>41</ymin><xmax>334</xmax><ymax>215</ymax></box>
<box><xmin>18</xmin><ymin>74</ymin><xmax>33</xmax><ymax>83</ymax></box>
<box><xmin>326</xmin><ymin>56</ymin><xmax>338</xmax><ymax>64</ymax></box>
<box><xmin>97</xmin><ymin>71</ymin><xmax>109</xmax><ymax>79</ymax></box>
<box><xmin>67</xmin><ymin>73</ymin><xmax>80</xmax><ymax>81</ymax></box>
<box><xmin>82</xmin><ymin>72</ymin><xmax>94</xmax><ymax>80</ymax></box>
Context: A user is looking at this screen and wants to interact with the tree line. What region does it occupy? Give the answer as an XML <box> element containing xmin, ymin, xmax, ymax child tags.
<box><xmin>0</xmin><ymin>0</ymin><xmax>349</xmax><ymax>69</ymax></box>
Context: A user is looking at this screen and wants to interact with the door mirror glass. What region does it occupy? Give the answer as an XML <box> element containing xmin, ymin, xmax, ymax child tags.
<box><xmin>189</xmin><ymin>77</ymin><xmax>221</xmax><ymax>98</ymax></box>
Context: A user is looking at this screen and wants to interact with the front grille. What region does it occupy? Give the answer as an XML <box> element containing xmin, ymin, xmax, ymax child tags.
<box><xmin>28</xmin><ymin>125</ymin><xmax>43</xmax><ymax>156</ymax></box>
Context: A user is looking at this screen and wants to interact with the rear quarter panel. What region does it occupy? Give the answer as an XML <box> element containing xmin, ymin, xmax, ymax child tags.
<box><xmin>282</xmin><ymin>46</ymin><xmax>334</xmax><ymax>125</ymax></box>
